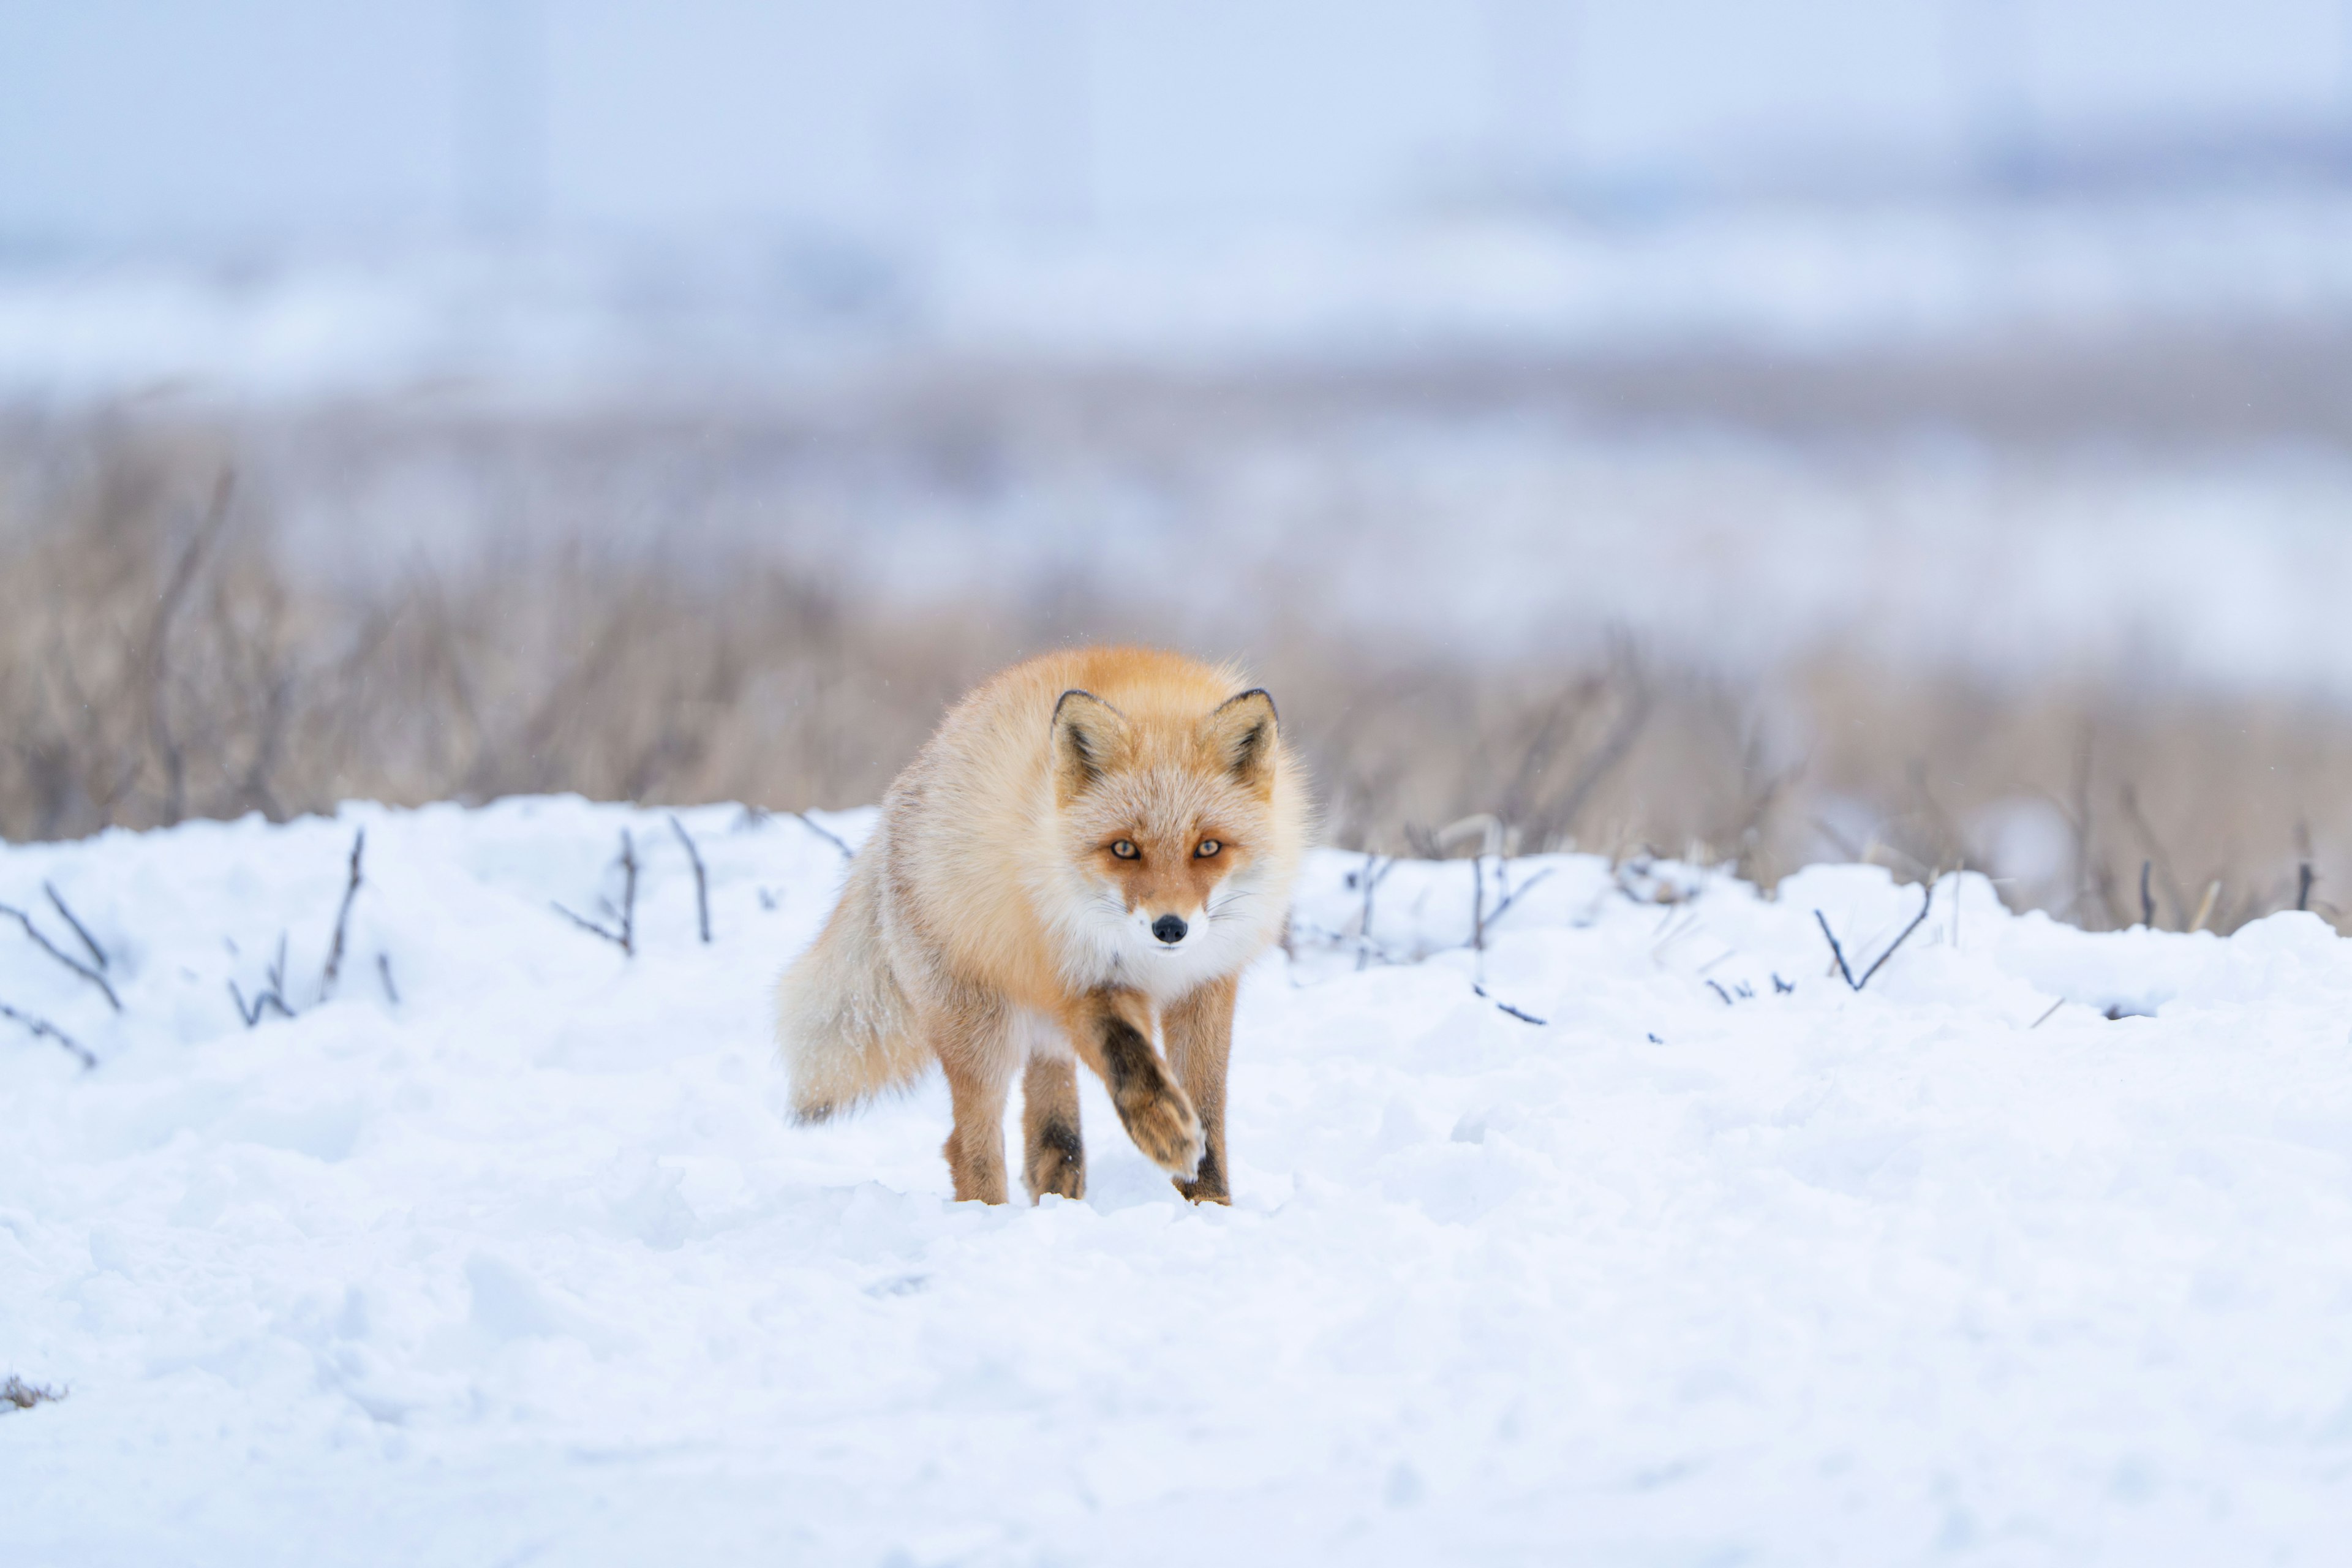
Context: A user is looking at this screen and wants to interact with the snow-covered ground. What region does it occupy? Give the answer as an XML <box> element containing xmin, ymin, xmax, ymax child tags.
<box><xmin>6</xmin><ymin>799</ymin><xmax>2351</xmax><ymax>1564</ymax></box>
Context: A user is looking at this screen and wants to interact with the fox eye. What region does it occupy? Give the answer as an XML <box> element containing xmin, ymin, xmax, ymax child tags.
<box><xmin>1110</xmin><ymin>839</ymin><xmax>1139</xmax><ymax>859</ymax></box>
<box><xmin>1195</xmin><ymin>839</ymin><xmax>1221</xmax><ymax>858</ymax></box>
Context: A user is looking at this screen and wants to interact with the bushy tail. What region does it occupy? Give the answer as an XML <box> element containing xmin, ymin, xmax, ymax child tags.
<box><xmin>776</xmin><ymin>845</ymin><xmax>929</xmax><ymax>1122</ymax></box>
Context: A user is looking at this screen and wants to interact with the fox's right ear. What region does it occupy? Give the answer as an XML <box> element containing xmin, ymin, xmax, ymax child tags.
<box><xmin>1052</xmin><ymin>690</ymin><xmax>1131</xmax><ymax>803</ymax></box>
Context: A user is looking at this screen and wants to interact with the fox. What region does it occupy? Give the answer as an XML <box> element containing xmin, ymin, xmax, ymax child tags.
<box><xmin>776</xmin><ymin>646</ymin><xmax>1310</xmax><ymax>1205</ymax></box>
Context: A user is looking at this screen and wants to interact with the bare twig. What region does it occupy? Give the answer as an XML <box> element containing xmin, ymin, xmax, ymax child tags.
<box><xmin>1814</xmin><ymin>910</ymin><xmax>1858</xmax><ymax>988</ymax></box>
<box><xmin>2297</xmin><ymin>861</ymin><xmax>2315</xmax><ymax>913</ymax></box>
<box><xmin>553</xmin><ymin>829</ymin><xmax>639</xmax><ymax>956</ymax></box>
<box><xmin>1472</xmin><ymin>983</ymin><xmax>1547</xmax><ymax>1026</ymax></box>
<box><xmin>1853</xmin><ymin>884</ymin><xmax>1934</xmax><ymax>989</ymax></box>
<box><xmin>2139</xmin><ymin>860</ymin><xmax>2155</xmax><ymax>929</ymax></box>
<box><xmin>377</xmin><ymin>952</ymin><xmax>401</xmax><ymax>1006</ymax></box>
<box><xmin>43</xmin><ymin>883</ymin><xmax>107</xmax><ymax>973</ymax></box>
<box><xmin>0</xmin><ymin>902</ymin><xmax>121</xmax><ymax>1012</ymax></box>
<box><xmin>1480</xmin><ymin>867</ymin><xmax>1555</xmax><ymax>931</ymax></box>
<box><xmin>1814</xmin><ymin>883</ymin><xmax>1934</xmax><ymax>992</ymax></box>
<box><xmin>2119</xmin><ymin>785</ymin><xmax>2187</xmax><ymax>929</ymax></box>
<box><xmin>0</xmin><ymin>997</ymin><xmax>96</xmax><ymax>1069</ymax></box>
<box><xmin>2029</xmin><ymin>997</ymin><xmax>2066</xmax><ymax>1030</ymax></box>
<box><xmin>669</xmin><ymin>813</ymin><xmax>710</xmax><ymax>944</ymax></box>
<box><xmin>229</xmin><ymin>932</ymin><xmax>295</xmax><ymax>1026</ymax></box>
<box><xmin>792</xmin><ymin>811</ymin><xmax>853</xmax><ymax>859</ymax></box>
<box><xmin>320</xmin><ymin>828</ymin><xmax>365</xmax><ymax>998</ymax></box>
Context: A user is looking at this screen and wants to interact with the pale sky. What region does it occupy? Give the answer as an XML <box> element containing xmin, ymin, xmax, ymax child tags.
<box><xmin>1</xmin><ymin>0</ymin><xmax>2346</xmax><ymax>245</ymax></box>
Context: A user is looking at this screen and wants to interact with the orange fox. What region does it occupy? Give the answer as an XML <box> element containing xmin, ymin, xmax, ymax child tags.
<box><xmin>777</xmin><ymin>647</ymin><xmax>1310</xmax><ymax>1205</ymax></box>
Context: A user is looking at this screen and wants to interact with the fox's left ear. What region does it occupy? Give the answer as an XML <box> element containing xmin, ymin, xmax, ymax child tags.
<box><xmin>1204</xmin><ymin>688</ymin><xmax>1279</xmax><ymax>792</ymax></box>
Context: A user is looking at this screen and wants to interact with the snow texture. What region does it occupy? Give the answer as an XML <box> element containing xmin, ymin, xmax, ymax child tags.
<box><xmin>5</xmin><ymin>797</ymin><xmax>2350</xmax><ymax>1564</ymax></box>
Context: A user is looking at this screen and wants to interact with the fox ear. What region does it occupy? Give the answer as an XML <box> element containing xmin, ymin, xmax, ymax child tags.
<box><xmin>1204</xmin><ymin>688</ymin><xmax>1279</xmax><ymax>791</ymax></box>
<box><xmin>1052</xmin><ymin>689</ymin><xmax>1131</xmax><ymax>802</ymax></box>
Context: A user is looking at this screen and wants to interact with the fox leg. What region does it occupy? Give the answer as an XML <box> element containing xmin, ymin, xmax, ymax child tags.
<box><xmin>1068</xmin><ymin>989</ymin><xmax>1203</xmax><ymax>1180</ymax></box>
<box><xmin>1020</xmin><ymin>1055</ymin><xmax>1086</xmax><ymax>1202</ymax></box>
<box><xmin>1163</xmin><ymin>975</ymin><xmax>1237</xmax><ymax>1205</ymax></box>
<box><xmin>935</xmin><ymin>998</ymin><xmax>1017</xmax><ymax>1204</ymax></box>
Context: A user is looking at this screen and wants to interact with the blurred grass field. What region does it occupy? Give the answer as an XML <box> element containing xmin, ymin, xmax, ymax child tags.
<box><xmin>5</xmin><ymin>390</ymin><xmax>2349</xmax><ymax>937</ymax></box>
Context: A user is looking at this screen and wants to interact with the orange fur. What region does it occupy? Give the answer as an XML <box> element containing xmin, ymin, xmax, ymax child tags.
<box><xmin>776</xmin><ymin>647</ymin><xmax>1311</xmax><ymax>1204</ymax></box>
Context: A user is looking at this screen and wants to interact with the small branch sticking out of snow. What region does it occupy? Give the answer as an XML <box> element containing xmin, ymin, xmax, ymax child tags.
<box><xmin>377</xmin><ymin>952</ymin><xmax>401</xmax><ymax>1007</ymax></box>
<box><xmin>320</xmin><ymin>829</ymin><xmax>365</xmax><ymax>999</ymax></box>
<box><xmin>1480</xmin><ymin>867</ymin><xmax>1554</xmax><ymax>933</ymax></box>
<box><xmin>792</xmin><ymin>812</ymin><xmax>854</xmax><ymax>860</ymax></box>
<box><xmin>2029</xmin><ymin>997</ymin><xmax>2065</xmax><ymax>1029</ymax></box>
<box><xmin>230</xmin><ymin>933</ymin><xmax>295</xmax><ymax>1026</ymax></box>
<box><xmin>1814</xmin><ymin>883</ymin><xmax>1934</xmax><ymax>992</ymax></box>
<box><xmin>1815</xmin><ymin>911</ymin><xmax>1859</xmax><ymax>988</ymax></box>
<box><xmin>0</xmin><ymin>997</ymin><xmax>95</xmax><ymax>1069</ymax></box>
<box><xmin>43</xmin><ymin>883</ymin><xmax>108</xmax><ymax>974</ymax></box>
<box><xmin>669</xmin><ymin>814</ymin><xmax>710</xmax><ymax>944</ymax></box>
<box><xmin>553</xmin><ymin>829</ymin><xmax>638</xmax><ymax>957</ymax></box>
<box><xmin>0</xmin><ymin>900</ymin><xmax>121</xmax><ymax>1013</ymax></box>
<box><xmin>1471</xmin><ymin>983</ymin><xmax>1547</xmax><ymax>1026</ymax></box>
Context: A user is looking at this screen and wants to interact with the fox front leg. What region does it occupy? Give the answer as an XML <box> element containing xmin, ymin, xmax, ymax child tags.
<box><xmin>1022</xmin><ymin>1055</ymin><xmax>1086</xmax><ymax>1202</ymax></box>
<box><xmin>1074</xmin><ymin>990</ymin><xmax>1203</xmax><ymax>1181</ymax></box>
<box><xmin>1162</xmin><ymin>974</ymin><xmax>1236</xmax><ymax>1204</ymax></box>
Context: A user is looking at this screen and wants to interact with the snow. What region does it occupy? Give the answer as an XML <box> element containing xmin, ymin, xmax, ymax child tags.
<box><xmin>6</xmin><ymin>797</ymin><xmax>2352</xmax><ymax>1563</ymax></box>
<box><xmin>11</xmin><ymin>190</ymin><xmax>2352</xmax><ymax>402</ymax></box>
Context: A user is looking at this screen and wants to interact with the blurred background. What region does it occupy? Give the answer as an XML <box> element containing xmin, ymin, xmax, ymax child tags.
<box><xmin>6</xmin><ymin>0</ymin><xmax>2352</xmax><ymax>930</ymax></box>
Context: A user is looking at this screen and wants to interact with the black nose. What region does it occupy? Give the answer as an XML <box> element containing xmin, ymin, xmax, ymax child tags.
<box><xmin>1152</xmin><ymin>914</ymin><xmax>1188</xmax><ymax>944</ymax></box>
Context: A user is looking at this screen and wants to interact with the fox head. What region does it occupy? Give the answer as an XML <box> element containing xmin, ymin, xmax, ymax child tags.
<box><xmin>1048</xmin><ymin>684</ymin><xmax>1283</xmax><ymax>981</ymax></box>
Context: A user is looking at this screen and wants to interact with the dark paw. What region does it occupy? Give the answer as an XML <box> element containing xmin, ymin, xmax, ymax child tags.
<box><xmin>1025</xmin><ymin>1119</ymin><xmax>1087</xmax><ymax>1202</ymax></box>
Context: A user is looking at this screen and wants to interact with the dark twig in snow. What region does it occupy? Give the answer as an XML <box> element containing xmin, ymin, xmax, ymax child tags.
<box><xmin>2297</xmin><ymin>861</ymin><xmax>2315</xmax><ymax>913</ymax></box>
<box><xmin>0</xmin><ymin>900</ymin><xmax>121</xmax><ymax>1012</ymax></box>
<box><xmin>377</xmin><ymin>952</ymin><xmax>401</xmax><ymax>1007</ymax></box>
<box><xmin>791</xmin><ymin>812</ymin><xmax>853</xmax><ymax>859</ymax></box>
<box><xmin>1472</xmin><ymin>983</ymin><xmax>1548</xmax><ymax>1026</ymax></box>
<box><xmin>1706</xmin><ymin>979</ymin><xmax>1734</xmax><ymax>1005</ymax></box>
<box><xmin>1814</xmin><ymin>883</ymin><xmax>1934</xmax><ymax>992</ymax></box>
<box><xmin>230</xmin><ymin>933</ymin><xmax>295</xmax><ymax>1026</ymax></box>
<box><xmin>1773</xmin><ymin>973</ymin><xmax>1795</xmax><ymax>994</ymax></box>
<box><xmin>43</xmin><ymin>883</ymin><xmax>108</xmax><ymax>973</ymax></box>
<box><xmin>0</xmin><ymin>997</ymin><xmax>95</xmax><ymax>1069</ymax></box>
<box><xmin>2029</xmin><ymin>997</ymin><xmax>2066</xmax><ymax>1030</ymax></box>
<box><xmin>669</xmin><ymin>813</ymin><xmax>711</xmax><ymax>944</ymax></box>
<box><xmin>553</xmin><ymin>829</ymin><xmax>638</xmax><ymax>956</ymax></box>
<box><xmin>1480</xmin><ymin>867</ymin><xmax>1555</xmax><ymax>933</ymax></box>
<box><xmin>1814</xmin><ymin>910</ymin><xmax>1858</xmax><ymax>988</ymax></box>
<box><xmin>320</xmin><ymin>829</ymin><xmax>365</xmax><ymax>998</ymax></box>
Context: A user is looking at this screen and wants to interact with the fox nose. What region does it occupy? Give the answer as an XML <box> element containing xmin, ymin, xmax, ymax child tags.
<box><xmin>1152</xmin><ymin>914</ymin><xmax>1188</xmax><ymax>945</ymax></box>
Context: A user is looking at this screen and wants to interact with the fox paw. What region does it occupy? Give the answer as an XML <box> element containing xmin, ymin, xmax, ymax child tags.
<box><xmin>1025</xmin><ymin>1120</ymin><xmax>1087</xmax><ymax>1202</ymax></box>
<box><xmin>1117</xmin><ymin>1085</ymin><xmax>1203</xmax><ymax>1180</ymax></box>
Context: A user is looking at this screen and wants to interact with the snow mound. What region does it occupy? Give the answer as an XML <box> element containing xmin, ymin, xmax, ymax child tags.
<box><xmin>5</xmin><ymin>799</ymin><xmax>2350</xmax><ymax>1564</ymax></box>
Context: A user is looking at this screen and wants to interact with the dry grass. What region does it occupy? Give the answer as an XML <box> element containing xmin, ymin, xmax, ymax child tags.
<box><xmin>3</xmin><ymin>421</ymin><xmax>2347</xmax><ymax>935</ymax></box>
<box><xmin>1</xmin><ymin>1374</ymin><xmax>66</xmax><ymax>1411</ymax></box>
